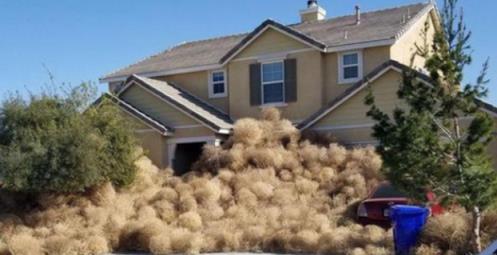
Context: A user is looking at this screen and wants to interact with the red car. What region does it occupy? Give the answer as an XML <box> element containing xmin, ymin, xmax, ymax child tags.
<box><xmin>356</xmin><ymin>182</ymin><xmax>443</xmax><ymax>228</ymax></box>
<box><xmin>356</xmin><ymin>182</ymin><xmax>408</xmax><ymax>228</ymax></box>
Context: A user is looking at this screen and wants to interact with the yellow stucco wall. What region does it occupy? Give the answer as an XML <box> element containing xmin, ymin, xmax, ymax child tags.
<box><xmin>236</xmin><ymin>28</ymin><xmax>310</xmax><ymax>59</ymax></box>
<box><xmin>228</xmin><ymin>50</ymin><xmax>323</xmax><ymax>122</ymax></box>
<box><xmin>120</xmin><ymin>85</ymin><xmax>199</xmax><ymax>127</ymax></box>
<box><xmin>391</xmin><ymin>11</ymin><xmax>436</xmax><ymax>70</ymax></box>
<box><xmin>156</xmin><ymin>71</ymin><xmax>229</xmax><ymax>112</ymax></box>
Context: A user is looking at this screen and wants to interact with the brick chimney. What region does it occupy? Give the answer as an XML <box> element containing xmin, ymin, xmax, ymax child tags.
<box><xmin>300</xmin><ymin>0</ymin><xmax>327</xmax><ymax>23</ymax></box>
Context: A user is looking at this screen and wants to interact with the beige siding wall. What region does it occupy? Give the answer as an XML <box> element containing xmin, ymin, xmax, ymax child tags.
<box><xmin>173</xmin><ymin>126</ymin><xmax>216</xmax><ymax>139</ymax></box>
<box><xmin>119</xmin><ymin>107</ymin><xmax>219</xmax><ymax>168</ymax></box>
<box><xmin>117</xmin><ymin>109</ymin><xmax>168</xmax><ymax>168</ymax></box>
<box><xmin>227</xmin><ymin>30</ymin><xmax>393</xmax><ymax>122</ymax></box>
<box><xmin>155</xmin><ymin>71</ymin><xmax>229</xmax><ymax>112</ymax></box>
<box><xmin>323</xmin><ymin>46</ymin><xmax>391</xmax><ymax>104</ymax></box>
<box><xmin>137</xmin><ymin>131</ymin><xmax>168</xmax><ymax>169</ymax></box>
<box><xmin>137</xmin><ymin>127</ymin><xmax>217</xmax><ymax>169</ymax></box>
<box><xmin>236</xmin><ymin>28</ymin><xmax>310</xmax><ymax>59</ymax></box>
<box><xmin>120</xmin><ymin>85</ymin><xmax>198</xmax><ymax>127</ymax></box>
<box><xmin>120</xmin><ymin>111</ymin><xmax>151</xmax><ymax>131</ymax></box>
<box><xmin>391</xmin><ymin>11</ymin><xmax>436</xmax><ymax>69</ymax></box>
<box><xmin>228</xmin><ymin>28</ymin><xmax>323</xmax><ymax>121</ymax></box>
<box><xmin>228</xmin><ymin>50</ymin><xmax>323</xmax><ymax>122</ymax></box>
<box><xmin>315</xmin><ymin>126</ymin><xmax>375</xmax><ymax>145</ymax></box>
<box><xmin>311</xmin><ymin>69</ymin><xmax>497</xmax><ymax>171</ymax></box>
<box><xmin>315</xmin><ymin>69</ymin><xmax>403</xmax><ymax>128</ymax></box>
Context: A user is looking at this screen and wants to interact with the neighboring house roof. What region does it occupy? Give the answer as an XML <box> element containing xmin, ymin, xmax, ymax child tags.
<box><xmin>477</xmin><ymin>99</ymin><xmax>497</xmax><ymax>118</ymax></box>
<box><xmin>118</xmin><ymin>75</ymin><xmax>234</xmax><ymax>133</ymax></box>
<box><xmin>298</xmin><ymin>60</ymin><xmax>497</xmax><ymax>130</ymax></box>
<box><xmin>101</xmin><ymin>2</ymin><xmax>433</xmax><ymax>82</ymax></box>
<box><xmin>95</xmin><ymin>93</ymin><xmax>173</xmax><ymax>136</ymax></box>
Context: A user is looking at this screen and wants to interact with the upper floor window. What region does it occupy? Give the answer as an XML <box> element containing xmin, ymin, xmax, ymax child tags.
<box><xmin>339</xmin><ymin>51</ymin><xmax>363</xmax><ymax>84</ymax></box>
<box><xmin>261</xmin><ymin>61</ymin><xmax>285</xmax><ymax>104</ymax></box>
<box><xmin>209</xmin><ymin>70</ymin><xmax>227</xmax><ymax>98</ymax></box>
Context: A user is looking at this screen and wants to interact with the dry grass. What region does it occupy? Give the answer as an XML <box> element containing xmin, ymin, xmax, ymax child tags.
<box><xmin>7</xmin><ymin>233</ymin><xmax>44</xmax><ymax>255</ymax></box>
<box><xmin>0</xmin><ymin>108</ymin><xmax>392</xmax><ymax>254</ymax></box>
<box><xmin>414</xmin><ymin>244</ymin><xmax>442</xmax><ymax>255</ymax></box>
<box><xmin>417</xmin><ymin>208</ymin><xmax>497</xmax><ymax>254</ymax></box>
<box><xmin>0</xmin><ymin>241</ymin><xmax>8</xmax><ymax>255</ymax></box>
<box><xmin>419</xmin><ymin>212</ymin><xmax>472</xmax><ymax>254</ymax></box>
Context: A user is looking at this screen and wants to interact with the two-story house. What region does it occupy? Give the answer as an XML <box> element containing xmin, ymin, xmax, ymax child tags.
<box><xmin>99</xmin><ymin>1</ymin><xmax>497</xmax><ymax>173</ymax></box>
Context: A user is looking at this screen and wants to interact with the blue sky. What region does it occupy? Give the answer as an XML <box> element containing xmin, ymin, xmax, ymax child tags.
<box><xmin>0</xmin><ymin>0</ymin><xmax>496</xmax><ymax>104</ymax></box>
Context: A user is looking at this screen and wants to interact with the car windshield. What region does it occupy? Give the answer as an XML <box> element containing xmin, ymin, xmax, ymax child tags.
<box><xmin>371</xmin><ymin>184</ymin><xmax>406</xmax><ymax>198</ymax></box>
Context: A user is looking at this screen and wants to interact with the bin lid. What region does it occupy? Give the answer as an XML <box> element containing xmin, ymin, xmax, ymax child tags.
<box><xmin>390</xmin><ymin>205</ymin><xmax>429</xmax><ymax>216</ymax></box>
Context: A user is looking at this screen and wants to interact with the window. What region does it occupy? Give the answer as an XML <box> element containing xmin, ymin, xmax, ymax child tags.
<box><xmin>339</xmin><ymin>51</ymin><xmax>362</xmax><ymax>84</ymax></box>
<box><xmin>261</xmin><ymin>61</ymin><xmax>284</xmax><ymax>104</ymax></box>
<box><xmin>209</xmin><ymin>70</ymin><xmax>227</xmax><ymax>98</ymax></box>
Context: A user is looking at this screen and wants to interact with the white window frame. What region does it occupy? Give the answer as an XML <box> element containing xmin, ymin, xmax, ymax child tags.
<box><xmin>338</xmin><ymin>50</ymin><xmax>363</xmax><ymax>84</ymax></box>
<box><xmin>260</xmin><ymin>60</ymin><xmax>286</xmax><ymax>106</ymax></box>
<box><xmin>208</xmin><ymin>69</ymin><xmax>227</xmax><ymax>98</ymax></box>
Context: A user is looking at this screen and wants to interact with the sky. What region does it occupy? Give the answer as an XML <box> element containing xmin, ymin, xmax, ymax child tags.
<box><xmin>0</xmin><ymin>0</ymin><xmax>496</xmax><ymax>104</ymax></box>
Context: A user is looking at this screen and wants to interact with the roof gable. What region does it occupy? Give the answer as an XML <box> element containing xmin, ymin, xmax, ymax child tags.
<box><xmin>298</xmin><ymin>60</ymin><xmax>497</xmax><ymax>130</ymax></box>
<box><xmin>234</xmin><ymin>26</ymin><xmax>316</xmax><ymax>60</ymax></box>
<box><xmin>120</xmin><ymin>84</ymin><xmax>200</xmax><ymax>127</ymax></box>
<box><xmin>117</xmin><ymin>75</ymin><xmax>233</xmax><ymax>134</ymax></box>
<box><xmin>220</xmin><ymin>19</ymin><xmax>326</xmax><ymax>64</ymax></box>
<box><xmin>94</xmin><ymin>93</ymin><xmax>172</xmax><ymax>136</ymax></box>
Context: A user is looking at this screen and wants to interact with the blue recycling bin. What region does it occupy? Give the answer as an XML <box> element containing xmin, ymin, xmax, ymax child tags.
<box><xmin>389</xmin><ymin>205</ymin><xmax>429</xmax><ymax>255</ymax></box>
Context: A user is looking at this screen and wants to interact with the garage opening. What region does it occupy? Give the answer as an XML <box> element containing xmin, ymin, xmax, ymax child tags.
<box><xmin>172</xmin><ymin>142</ymin><xmax>205</xmax><ymax>175</ymax></box>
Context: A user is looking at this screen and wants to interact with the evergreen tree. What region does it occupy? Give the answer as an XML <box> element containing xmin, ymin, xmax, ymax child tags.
<box><xmin>365</xmin><ymin>0</ymin><xmax>497</xmax><ymax>252</ymax></box>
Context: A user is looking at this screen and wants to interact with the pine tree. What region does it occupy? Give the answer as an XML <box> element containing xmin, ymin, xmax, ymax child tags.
<box><xmin>365</xmin><ymin>0</ymin><xmax>497</xmax><ymax>252</ymax></box>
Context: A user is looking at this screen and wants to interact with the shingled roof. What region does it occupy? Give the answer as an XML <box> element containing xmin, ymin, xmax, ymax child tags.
<box><xmin>101</xmin><ymin>2</ymin><xmax>433</xmax><ymax>82</ymax></box>
<box><xmin>117</xmin><ymin>75</ymin><xmax>234</xmax><ymax>133</ymax></box>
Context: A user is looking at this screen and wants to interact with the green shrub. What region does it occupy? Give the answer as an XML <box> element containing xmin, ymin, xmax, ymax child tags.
<box><xmin>0</xmin><ymin>84</ymin><xmax>138</xmax><ymax>193</ymax></box>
